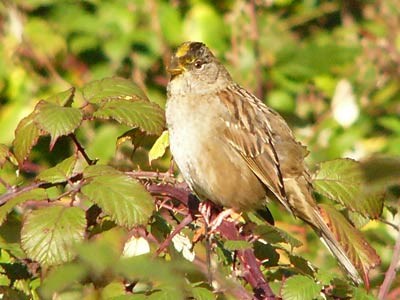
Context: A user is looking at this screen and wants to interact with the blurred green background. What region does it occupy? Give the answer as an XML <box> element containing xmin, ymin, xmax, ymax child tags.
<box><xmin>1</xmin><ymin>0</ymin><xmax>399</xmax><ymax>163</ymax></box>
<box><xmin>0</xmin><ymin>0</ymin><xmax>399</xmax><ymax>295</ymax></box>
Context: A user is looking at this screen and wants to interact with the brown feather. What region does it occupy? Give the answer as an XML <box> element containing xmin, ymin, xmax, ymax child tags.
<box><xmin>218</xmin><ymin>84</ymin><xmax>363</xmax><ymax>283</ymax></box>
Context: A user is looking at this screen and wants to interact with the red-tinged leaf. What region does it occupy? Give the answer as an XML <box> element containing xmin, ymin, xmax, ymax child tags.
<box><xmin>81</xmin><ymin>77</ymin><xmax>149</xmax><ymax>104</ymax></box>
<box><xmin>0</xmin><ymin>144</ymin><xmax>10</xmax><ymax>167</ymax></box>
<box><xmin>93</xmin><ymin>99</ymin><xmax>165</xmax><ymax>135</ymax></box>
<box><xmin>0</xmin><ymin>144</ymin><xmax>17</xmax><ymax>168</ymax></box>
<box><xmin>12</xmin><ymin>112</ymin><xmax>42</xmax><ymax>164</ymax></box>
<box><xmin>319</xmin><ymin>203</ymin><xmax>381</xmax><ymax>288</ymax></box>
<box><xmin>34</xmin><ymin>100</ymin><xmax>83</xmax><ymax>149</ymax></box>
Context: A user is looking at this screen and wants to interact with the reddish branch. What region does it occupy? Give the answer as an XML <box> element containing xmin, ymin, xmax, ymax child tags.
<box><xmin>378</xmin><ymin>224</ymin><xmax>400</xmax><ymax>300</ymax></box>
<box><xmin>146</xmin><ymin>183</ymin><xmax>276</xmax><ymax>299</ymax></box>
<box><xmin>69</xmin><ymin>134</ymin><xmax>97</xmax><ymax>165</ymax></box>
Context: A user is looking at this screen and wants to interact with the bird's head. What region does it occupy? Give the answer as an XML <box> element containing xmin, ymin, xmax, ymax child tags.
<box><xmin>167</xmin><ymin>42</ymin><xmax>231</xmax><ymax>94</ymax></box>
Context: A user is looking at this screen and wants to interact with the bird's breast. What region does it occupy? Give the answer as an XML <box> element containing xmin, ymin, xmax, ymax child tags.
<box><xmin>166</xmin><ymin>93</ymin><xmax>266</xmax><ymax>209</ymax></box>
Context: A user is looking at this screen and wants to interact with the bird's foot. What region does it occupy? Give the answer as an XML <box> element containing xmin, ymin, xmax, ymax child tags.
<box><xmin>209</xmin><ymin>208</ymin><xmax>236</xmax><ymax>232</ymax></box>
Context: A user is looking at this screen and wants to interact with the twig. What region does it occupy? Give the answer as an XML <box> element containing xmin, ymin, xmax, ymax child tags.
<box><xmin>284</xmin><ymin>2</ymin><xmax>339</xmax><ymax>29</ymax></box>
<box><xmin>156</xmin><ymin>214</ymin><xmax>194</xmax><ymax>255</ymax></box>
<box><xmin>126</xmin><ymin>170</ymin><xmax>176</xmax><ymax>184</ymax></box>
<box><xmin>378</xmin><ymin>225</ymin><xmax>400</xmax><ymax>299</ymax></box>
<box><xmin>379</xmin><ymin>217</ymin><xmax>399</xmax><ymax>231</ymax></box>
<box><xmin>0</xmin><ymin>182</ymin><xmax>42</xmax><ymax>206</ymax></box>
<box><xmin>0</xmin><ymin>177</ymin><xmax>10</xmax><ymax>189</ymax></box>
<box><xmin>69</xmin><ymin>134</ymin><xmax>97</xmax><ymax>166</ymax></box>
<box><xmin>217</xmin><ymin>220</ymin><xmax>275</xmax><ymax>299</ymax></box>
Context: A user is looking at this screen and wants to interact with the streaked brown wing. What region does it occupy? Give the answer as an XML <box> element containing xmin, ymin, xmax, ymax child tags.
<box><xmin>218</xmin><ymin>86</ymin><xmax>293</xmax><ymax>213</ymax></box>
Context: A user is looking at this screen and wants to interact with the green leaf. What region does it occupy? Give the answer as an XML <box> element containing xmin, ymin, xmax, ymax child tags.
<box><xmin>0</xmin><ymin>188</ymin><xmax>48</xmax><ymax>226</ymax></box>
<box><xmin>289</xmin><ymin>255</ymin><xmax>315</xmax><ymax>276</ymax></box>
<box><xmin>315</xmin><ymin>268</ymin><xmax>337</xmax><ymax>285</ymax></box>
<box><xmin>82</xmin><ymin>77</ymin><xmax>148</xmax><ymax>104</ymax></box>
<box><xmin>319</xmin><ymin>204</ymin><xmax>381</xmax><ymax>286</ymax></box>
<box><xmin>148</xmin><ymin>131</ymin><xmax>169</xmax><ymax>163</ymax></box>
<box><xmin>352</xmin><ymin>287</ymin><xmax>376</xmax><ymax>300</ymax></box>
<box><xmin>116</xmin><ymin>127</ymin><xmax>156</xmax><ymax>150</ymax></box>
<box><xmin>102</xmin><ymin>281</ymin><xmax>126</xmax><ymax>299</ymax></box>
<box><xmin>37</xmin><ymin>155</ymin><xmax>78</xmax><ymax>184</ymax></box>
<box><xmin>76</xmin><ymin>240</ymin><xmax>119</xmax><ymax>274</ymax></box>
<box><xmin>281</xmin><ymin>275</ymin><xmax>321</xmax><ymax>300</ymax></box>
<box><xmin>40</xmin><ymin>263</ymin><xmax>87</xmax><ymax>299</ymax></box>
<box><xmin>347</xmin><ymin>211</ymin><xmax>370</xmax><ymax>229</ymax></box>
<box><xmin>254</xmin><ymin>241</ymin><xmax>280</xmax><ymax>267</ymax></box>
<box><xmin>254</xmin><ymin>223</ymin><xmax>302</xmax><ymax>248</ymax></box>
<box><xmin>147</xmin><ymin>289</ymin><xmax>183</xmax><ymax>300</ymax></box>
<box><xmin>34</xmin><ymin>100</ymin><xmax>83</xmax><ymax>149</ymax></box>
<box><xmin>191</xmin><ymin>287</ymin><xmax>215</xmax><ymax>300</ymax></box>
<box><xmin>0</xmin><ymin>214</ymin><xmax>25</xmax><ymax>259</ymax></box>
<box><xmin>12</xmin><ymin>112</ymin><xmax>41</xmax><ymax>164</ymax></box>
<box><xmin>44</xmin><ymin>87</ymin><xmax>76</xmax><ymax>106</ymax></box>
<box><xmin>115</xmin><ymin>255</ymin><xmax>181</xmax><ymax>286</ymax></box>
<box><xmin>80</xmin><ymin>165</ymin><xmax>154</xmax><ymax>227</ymax></box>
<box><xmin>93</xmin><ymin>99</ymin><xmax>165</xmax><ymax>135</ymax></box>
<box><xmin>313</xmin><ymin>159</ymin><xmax>383</xmax><ymax>218</ymax></box>
<box><xmin>82</xmin><ymin>164</ymin><xmax>121</xmax><ymax>177</ymax></box>
<box><xmin>21</xmin><ymin>206</ymin><xmax>86</xmax><ymax>266</ymax></box>
<box><xmin>223</xmin><ymin>240</ymin><xmax>252</xmax><ymax>251</ymax></box>
<box><xmin>115</xmin><ymin>256</ymin><xmax>190</xmax><ymax>299</ymax></box>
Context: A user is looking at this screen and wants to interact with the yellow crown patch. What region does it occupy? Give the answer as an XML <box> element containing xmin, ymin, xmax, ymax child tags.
<box><xmin>175</xmin><ymin>42</ymin><xmax>191</xmax><ymax>58</ymax></box>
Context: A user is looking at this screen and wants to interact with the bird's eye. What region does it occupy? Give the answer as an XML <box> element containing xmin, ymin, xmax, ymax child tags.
<box><xmin>194</xmin><ymin>60</ymin><xmax>203</xmax><ymax>69</ymax></box>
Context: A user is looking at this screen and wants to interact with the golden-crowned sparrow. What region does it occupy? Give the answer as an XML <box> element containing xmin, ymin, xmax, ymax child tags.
<box><xmin>166</xmin><ymin>41</ymin><xmax>361</xmax><ymax>283</ymax></box>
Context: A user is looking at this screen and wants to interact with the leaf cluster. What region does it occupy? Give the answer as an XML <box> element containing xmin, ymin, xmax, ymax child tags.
<box><xmin>0</xmin><ymin>1</ymin><xmax>399</xmax><ymax>299</ymax></box>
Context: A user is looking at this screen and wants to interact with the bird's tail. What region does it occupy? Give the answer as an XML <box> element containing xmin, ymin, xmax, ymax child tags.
<box><xmin>283</xmin><ymin>177</ymin><xmax>366</xmax><ymax>284</ymax></box>
<box><xmin>311</xmin><ymin>209</ymin><xmax>362</xmax><ymax>284</ymax></box>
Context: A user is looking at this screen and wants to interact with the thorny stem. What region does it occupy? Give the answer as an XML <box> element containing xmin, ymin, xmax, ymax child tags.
<box><xmin>148</xmin><ymin>183</ymin><xmax>276</xmax><ymax>299</ymax></box>
<box><xmin>0</xmin><ymin>182</ymin><xmax>42</xmax><ymax>206</ymax></box>
<box><xmin>137</xmin><ymin>225</ymin><xmax>253</xmax><ymax>299</ymax></box>
<box><xmin>69</xmin><ymin>134</ymin><xmax>97</xmax><ymax>166</ymax></box>
<box><xmin>378</xmin><ymin>223</ymin><xmax>400</xmax><ymax>300</ymax></box>
<box><xmin>155</xmin><ymin>213</ymin><xmax>194</xmax><ymax>255</ymax></box>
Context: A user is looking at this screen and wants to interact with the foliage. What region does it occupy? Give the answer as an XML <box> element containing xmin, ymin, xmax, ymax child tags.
<box><xmin>0</xmin><ymin>1</ymin><xmax>399</xmax><ymax>299</ymax></box>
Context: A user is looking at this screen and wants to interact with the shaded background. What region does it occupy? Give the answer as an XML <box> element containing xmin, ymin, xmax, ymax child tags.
<box><xmin>0</xmin><ymin>0</ymin><xmax>399</xmax><ymax>295</ymax></box>
<box><xmin>1</xmin><ymin>0</ymin><xmax>399</xmax><ymax>159</ymax></box>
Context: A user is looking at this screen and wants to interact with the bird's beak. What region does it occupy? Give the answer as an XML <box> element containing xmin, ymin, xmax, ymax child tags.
<box><xmin>167</xmin><ymin>57</ymin><xmax>185</xmax><ymax>76</ymax></box>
